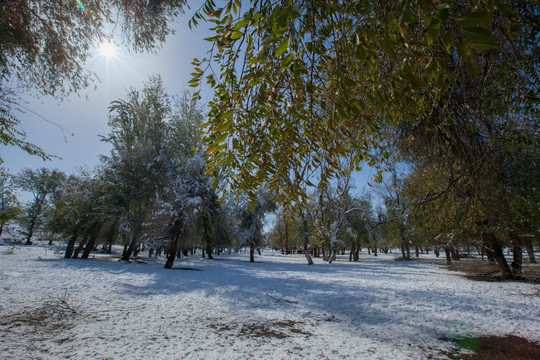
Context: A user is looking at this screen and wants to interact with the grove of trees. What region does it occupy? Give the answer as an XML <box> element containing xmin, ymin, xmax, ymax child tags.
<box><xmin>0</xmin><ymin>0</ymin><xmax>537</xmax><ymax>279</ymax></box>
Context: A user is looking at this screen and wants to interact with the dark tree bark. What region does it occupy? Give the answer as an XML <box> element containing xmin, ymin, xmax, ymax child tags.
<box><xmin>482</xmin><ymin>232</ymin><xmax>513</xmax><ymax>279</ymax></box>
<box><xmin>165</xmin><ymin>219</ymin><xmax>184</xmax><ymax>269</ymax></box>
<box><xmin>482</xmin><ymin>238</ymin><xmax>496</xmax><ymax>263</ymax></box>
<box><xmin>249</xmin><ymin>242</ymin><xmax>255</xmax><ymax>262</ymax></box>
<box><xmin>444</xmin><ymin>246</ymin><xmax>452</xmax><ymax>265</ymax></box>
<box><xmin>164</xmin><ymin>237</ymin><xmax>178</xmax><ymax>269</ymax></box>
<box><xmin>284</xmin><ymin>220</ymin><xmax>290</xmax><ymax>255</ymax></box>
<box><xmin>81</xmin><ymin>234</ymin><xmax>97</xmax><ymax>259</ymax></box>
<box><xmin>64</xmin><ymin>234</ymin><xmax>78</xmax><ymax>258</ymax></box>
<box><xmin>301</xmin><ymin>212</ymin><xmax>313</xmax><ymax>265</ymax></box>
<box><xmin>509</xmin><ymin>232</ymin><xmax>523</xmax><ymax>278</ymax></box>
<box><xmin>73</xmin><ymin>236</ymin><xmax>89</xmax><ymax>259</ymax></box>
<box><xmin>523</xmin><ymin>237</ymin><xmax>536</xmax><ymax>263</ymax></box>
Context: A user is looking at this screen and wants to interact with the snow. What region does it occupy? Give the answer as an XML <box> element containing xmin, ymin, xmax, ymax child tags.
<box><xmin>0</xmin><ymin>245</ymin><xmax>539</xmax><ymax>359</ymax></box>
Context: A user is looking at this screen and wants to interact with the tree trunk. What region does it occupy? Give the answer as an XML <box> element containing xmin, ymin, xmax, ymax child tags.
<box><xmin>301</xmin><ymin>212</ymin><xmax>313</xmax><ymax>265</ymax></box>
<box><xmin>81</xmin><ymin>234</ymin><xmax>97</xmax><ymax>259</ymax></box>
<box><xmin>451</xmin><ymin>247</ymin><xmax>460</xmax><ymax>261</ymax></box>
<box><xmin>73</xmin><ymin>236</ymin><xmax>88</xmax><ymax>259</ymax></box>
<box><xmin>121</xmin><ymin>223</ymin><xmax>142</xmax><ymax>261</ymax></box>
<box><xmin>482</xmin><ymin>238</ymin><xmax>495</xmax><ymax>263</ymax></box>
<box><xmin>482</xmin><ymin>232</ymin><xmax>513</xmax><ymax>279</ymax></box>
<box><xmin>415</xmin><ymin>246</ymin><xmax>420</xmax><ymax>257</ymax></box>
<box><xmin>523</xmin><ymin>237</ymin><xmax>536</xmax><ymax>263</ymax></box>
<box><xmin>284</xmin><ymin>220</ymin><xmax>290</xmax><ymax>255</ymax></box>
<box><xmin>509</xmin><ymin>232</ymin><xmax>523</xmax><ymax>278</ymax></box>
<box><xmin>444</xmin><ymin>246</ymin><xmax>452</xmax><ymax>265</ymax></box>
<box><xmin>249</xmin><ymin>243</ymin><xmax>255</xmax><ymax>262</ymax></box>
<box><xmin>64</xmin><ymin>234</ymin><xmax>78</xmax><ymax>258</ymax></box>
<box><xmin>164</xmin><ymin>237</ymin><xmax>179</xmax><ymax>269</ymax></box>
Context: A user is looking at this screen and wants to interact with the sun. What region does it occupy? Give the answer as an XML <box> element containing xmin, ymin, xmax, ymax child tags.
<box><xmin>98</xmin><ymin>40</ymin><xmax>117</xmax><ymax>59</ymax></box>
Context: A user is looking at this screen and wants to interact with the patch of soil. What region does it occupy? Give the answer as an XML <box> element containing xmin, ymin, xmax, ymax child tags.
<box><xmin>442</xmin><ymin>335</ymin><xmax>540</xmax><ymax>360</ymax></box>
<box><xmin>449</xmin><ymin>260</ymin><xmax>540</xmax><ymax>284</ymax></box>
<box><xmin>208</xmin><ymin>319</ymin><xmax>312</xmax><ymax>339</ymax></box>
<box><xmin>240</xmin><ymin>323</ymin><xmax>289</xmax><ymax>339</ymax></box>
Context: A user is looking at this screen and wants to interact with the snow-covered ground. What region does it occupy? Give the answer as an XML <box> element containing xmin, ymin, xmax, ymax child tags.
<box><xmin>0</xmin><ymin>245</ymin><xmax>538</xmax><ymax>359</ymax></box>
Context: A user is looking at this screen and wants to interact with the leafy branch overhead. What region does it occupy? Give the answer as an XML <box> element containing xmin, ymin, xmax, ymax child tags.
<box><xmin>190</xmin><ymin>0</ymin><xmax>538</xmax><ymax>212</ymax></box>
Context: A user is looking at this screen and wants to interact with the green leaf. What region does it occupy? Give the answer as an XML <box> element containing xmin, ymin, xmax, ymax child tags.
<box><xmin>427</xmin><ymin>19</ymin><xmax>441</xmax><ymax>46</ymax></box>
<box><xmin>275</xmin><ymin>37</ymin><xmax>290</xmax><ymax>57</ymax></box>
<box><xmin>441</xmin><ymin>31</ymin><xmax>454</xmax><ymax>53</ymax></box>
<box><xmin>221</xmin><ymin>109</ymin><xmax>234</xmax><ymax>120</ymax></box>
<box><xmin>233</xmin><ymin>19</ymin><xmax>250</xmax><ymax>31</ymax></box>
<box><xmin>456</xmin><ymin>10</ymin><xmax>491</xmax><ymax>29</ymax></box>
<box><xmin>468</xmin><ymin>42</ymin><xmax>499</xmax><ymax>51</ymax></box>
<box><xmin>218</xmin><ymin>120</ymin><xmax>233</xmax><ymax>131</ymax></box>
<box><xmin>462</xmin><ymin>28</ymin><xmax>498</xmax><ymax>48</ymax></box>
<box><xmin>465</xmin><ymin>54</ymin><xmax>479</xmax><ymax>76</ymax></box>
<box><xmin>456</xmin><ymin>39</ymin><xmax>468</xmax><ymax>58</ymax></box>
<box><xmin>216</xmin><ymin>132</ymin><xmax>228</xmax><ymax>144</ymax></box>
<box><xmin>230</xmin><ymin>31</ymin><xmax>244</xmax><ymax>40</ymax></box>
<box><xmin>281</xmin><ymin>53</ymin><xmax>295</xmax><ymax>70</ymax></box>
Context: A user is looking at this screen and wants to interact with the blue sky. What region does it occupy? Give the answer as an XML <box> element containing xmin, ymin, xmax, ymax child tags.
<box><xmin>2</xmin><ymin>1</ymin><xmax>378</xmax><ymax>204</ymax></box>
<box><xmin>2</xmin><ymin>2</ymin><xmax>213</xmax><ymax>175</ymax></box>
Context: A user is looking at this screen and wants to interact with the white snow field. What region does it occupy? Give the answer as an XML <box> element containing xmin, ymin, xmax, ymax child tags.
<box><xmin>0</xmin><ymin>245</ymin><xmax>539</xmax><ymax>359</ymax></box>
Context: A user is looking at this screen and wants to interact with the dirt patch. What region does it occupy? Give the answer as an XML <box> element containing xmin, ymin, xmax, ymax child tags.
<box><xmin>442</xmin><ymin>335</ymin><xmax>540</xmax><ymax>360</ymax></box>
<box><xmin>209</xmin><ymin>319</ymin><xmax>311</xmax><ymax>339</ymax></box>
<box><xmin>449</xmin><ymin>260</ymin><xmax>540</xmax><ymax>284</ymax></box>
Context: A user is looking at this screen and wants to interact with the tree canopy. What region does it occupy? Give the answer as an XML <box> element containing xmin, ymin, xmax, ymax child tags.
<box><xmin>191</xmin><ymin>0</ymin><xmax>539</xmax><ymax>212</ymax></box>
<box><xmin>0</xmin><ymin>0</ymin><xmax>187</xmax><ymax>163</ymax></box>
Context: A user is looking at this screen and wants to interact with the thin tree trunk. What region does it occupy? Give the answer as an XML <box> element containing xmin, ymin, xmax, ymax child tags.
<box><xmin>164</xmin><ymin>237</ymin><xmax>178</xmax><ymax>269</ymax></box>
<box><xmin>523</xmin><ymin>237</ymin><xmax>536</xmax><ymax>263</ymax></box>
<box><xmin>121</xmin><ymin>223</ymin><xmax>142</xmax><ymax>261</ymax></box>
<box><xmin>301</xmin><ymin>212</ymin><xmax>313</xmax><ymax>265</ymax></box>
<box><xmin>444</xmin><ymin>246</ymin><xmax>452</xmax><ymax>265</ymax></box>
<box><xmin>284</xmin><ymin>220</ymin><xmax>290</xmax><ymax>255</ymax></box>
<box><xmin>73</xmin><ymin>236</ymin><xmax>88</xmax><ymax>259</ymax></box>
<box><xmin>482</xmin><ymin>232</ymin><xmax>513</xmax><ymax>279</ymax></box>
<box><xmin>509</xmin><ymin>232</ymin><xmax>523</xmax><ymax>278</ymax></box>
<box><xmin>81</xmin><ymin>234</ymin><xmax>97</xmax><ymax>259</ymax></box>
<box><xmin>64</xmin><ymin>234</ymin><xmax>78</xmax><ymax>258</ymax></box>
<box><xmin>249</xmin><ymin>243</ymin><xmax>255</xmax><ymax>262</ymax></box>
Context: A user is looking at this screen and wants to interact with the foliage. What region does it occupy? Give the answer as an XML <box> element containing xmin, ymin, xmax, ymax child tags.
<box><xmin>14</xmin><ymin>167</ymin><xmax>66</xmax><ymax>243</ymax></box>
<box><xmin>190</xmin><ymin>0</ymin><xmax>537</xmax><ymax>212</ymax></box>
<box><xmin>0</xmin><ymin>0</ymin><xmax>187</xmax><ymax>162</ymax></box>
<box><xmin>0</xmin><ymin>171</ymin><xmax>22</xmax><ymax>235</ymax></box>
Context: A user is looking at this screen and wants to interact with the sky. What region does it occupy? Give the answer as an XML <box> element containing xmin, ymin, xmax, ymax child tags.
<box><xmin>1</xmin><ymin>0</ymin><xmax>378</xmax><ymax>202</ymax></box>
<box><xmin>2</xmin><ymin>1</ymin><xmax>214</xmax><ymax>176</ymax></box>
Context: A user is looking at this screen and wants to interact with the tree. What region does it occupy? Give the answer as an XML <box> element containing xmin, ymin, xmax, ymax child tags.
<box><xmin>0</xmin><ymin>171</ymin><xmax>22</xmax><ymax>238</ymax></box>
<box><xmin>0</xmin><ymin>0</ymin><xmax>187</xmax><ymax>162</ymax></box>
<box><xmin>237</xmin><ymin>189</ymin><xmax>276</xmax><ymax>262</ymax></box>
<box><xmin>100</xmin><ymin>76</ymin><xmax>203</xmax><ymax>262</ymax></box>
<box><xmin>14</xmin><ymin>168</ymin><xmax>66</xmax><ymax>244</ymax></box>
<box><xmin>191</xmin><ymin>0</ymin><xmax>538</xmax><ymax>212</ymax></box>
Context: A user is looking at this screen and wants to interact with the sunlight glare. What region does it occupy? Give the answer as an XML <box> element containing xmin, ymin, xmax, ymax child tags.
<box><xmin>99</xmin><ymin>41</ymin><xmax>117</xmax><ymax>59</ymax></box>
